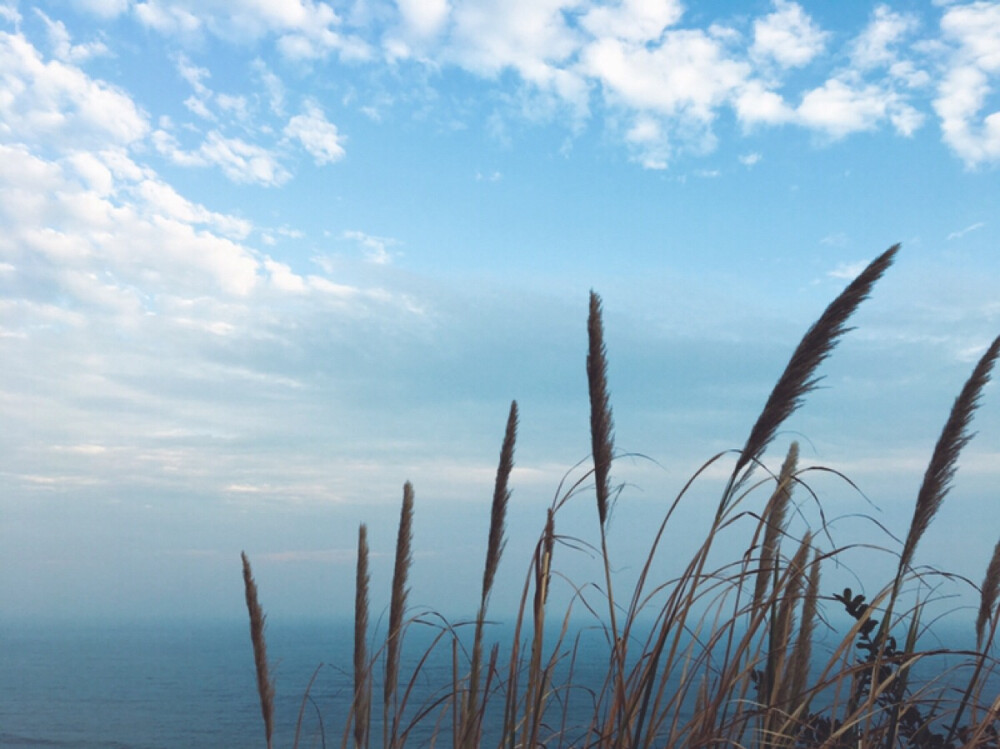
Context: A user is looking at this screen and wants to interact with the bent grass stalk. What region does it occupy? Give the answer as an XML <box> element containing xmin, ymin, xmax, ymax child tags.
<box><xmin>241</xmin><ymin>244</ymin><xmax>1000</xmax><ymax>749</ymax></box>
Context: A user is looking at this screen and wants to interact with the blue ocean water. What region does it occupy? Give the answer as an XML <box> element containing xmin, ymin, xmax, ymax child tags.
<box><xmin>0</xmin><ymin>619</ymin><xmax>355</xmax><ymax>749</ymax></box>
<box><xmin>0</xmin><ymin>617</ymin><xmax>992</xmax><ymax>748</ymax></box>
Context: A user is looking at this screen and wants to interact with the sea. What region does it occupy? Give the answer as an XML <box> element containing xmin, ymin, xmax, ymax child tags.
<box><xmin>0</xmin><ymin>617</ymin><xmax>604</xmax><ymax>749</ymax></box>
<box><xmin>0</xmin><ymin>617</ymin><xmax>991</xmax><ymax>749</ymax></box>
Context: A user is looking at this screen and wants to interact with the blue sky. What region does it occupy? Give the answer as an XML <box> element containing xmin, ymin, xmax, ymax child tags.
<box><xmin>0</xmin><ymin>0</ymin><xmax>998</xmax><ymax>626</ymax></box>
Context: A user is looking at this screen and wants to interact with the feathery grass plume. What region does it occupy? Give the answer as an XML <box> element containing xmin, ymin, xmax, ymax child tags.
<box><xmin>587</xmin><ymin>290</ymin><xmax>615</xmax><ymax>527</ymax></box>
<box><xmin>241</xmin><ymin>551</ymin><xmax>275</xmax><ymax>749</ymax></box>
<box><xmin>587</xmin><ymin>290</ymin><xmax>627</xmax><ymax>723</ymax></box>
<box><xmin>948</xmin><ymin>537</ymin><xmax>1000</xmax><ymax>745</ymax></box>
<box><xmin>895</xmin><ymin>335</ymin><xmax>1000</xmax><ymax>592</ymax></box>
<box><xmin>463</xmin><ymin>400</ymin><xmax>518</xmax><ymax>749</ymax></box>
<box><xmin>977</xmin><ymin>538</ymin><xmax>1000</xmax><ymax>650</ymax></box>
<box><xmin>728</xmin><ymin>245</ymin><xmax>898</xmax><ymax>502</ymax></box>
<box><xmin>753</xmin><ymin>442</ymin><xmax>799</xmax><ymax>612</ymax></box>
<box><xmin>385</xmin><ymin>481</ymin><xmax>414</xmax><ymax>749</ymax></box>
<box><xmin>769</xmin><ymin>532</ymin><xmax>811</xmax><ymax>702</ymax></box>
<box><xmin>483</xmin><ymin>400</ymin><xmax>518</xmax><ymax>603</ymax></box>
<box><xmin>354</xmin><ymin>524</ymin><xmax>371</xmax><ymax>749</ymax></box>
<box><xmin>787</xmin><ymin>548</ymin><xmax>820</xmax><ymax>711</ymax></box>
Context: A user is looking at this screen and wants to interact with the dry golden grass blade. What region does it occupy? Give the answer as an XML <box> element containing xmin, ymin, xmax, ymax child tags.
<box><xmin>753</xmin><ymin>442</ymin><xmax>799</xmax><ymax>612</ymax></box>
<box><xmin>354</xmin><ymin>524</ymin><xmax>371</xmax><ymax>749</ymax></box>
<box><xmin>241</xmin><ymin>551</ymin><xmax>275</xmax><ymax>749</ymax></box>
<box><xmin>788</xmin><ymin>548</ymin><xmax>820</xmax><ymax>708</ymax></box>
<box><xmin>976</xmin><ymin>538</ymin><xmax>1000</xmax><ymax>650</ymax></box>
<box><xmin>385</xmin><ymin>481</ymin><xmax>414</xmax><ymax>749</ymax></box>
<box><xmin>730</xmin><ymin>244</ymin><xmax>898</xmax><ymax>497</ymax></box>
<box><xmin>587</xmin><ymin>290</ymin><xmax>615</xmax><ymax>527</ymax></box>
<box><xmin>483</xmin><ymin>400</ymin><xmax>518</xmax><ymax>605</ymax></box>
<box><xmin>463</xmin><ymin>400</ymin><xmax>518</xmax><ymax>749</ymax></box>
<box><xmin>898</xmin><ymin>336</ymin><xmax>1000</xmax><ymax>585</ymax></box>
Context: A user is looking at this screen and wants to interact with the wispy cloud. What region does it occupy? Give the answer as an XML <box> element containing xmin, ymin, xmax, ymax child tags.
<box><xmin>947</xmin><ymin>220</ymin><xmax>986</xmax><ymax>240</ymax></box>
<box><xmin>343</xmin><ymin>230</ymin><xmax>398</xmax><ymax>265</ymax></box>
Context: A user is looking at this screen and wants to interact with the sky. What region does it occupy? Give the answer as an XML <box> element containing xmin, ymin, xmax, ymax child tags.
<box><xmin>0</xmin><ymin>0</ymin><xmax>999</xmax><ymax>628</ymax></box>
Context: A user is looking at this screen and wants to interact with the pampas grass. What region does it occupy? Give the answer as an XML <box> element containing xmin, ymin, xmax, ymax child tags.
<box><xmin>354</xmin><ymin>524</ymin><xmax>372</xmax><ymax>749</ymax></box>
<box><xmin>726</xmin><ymin>243</ymin><xmax>898</xmax><ymax>508</ymax></box>
<box><xmin>241</xmin><ymin>244</ymin><xmax>1000</xmax><ymax>749</ymax></box>
<box><xmin>385</xmin><ymin>481</ymin><xmax>414</xmax><ymax>749</ymax></box>
<box><xmin>242</xmin><ymin>551</ymin><xmax>275</xmax><ymax>749</ymax></box>
<box><xmin>461</xmin><ymin>400</ymin><xmax>517</xmax><ymax>749</ymax></box>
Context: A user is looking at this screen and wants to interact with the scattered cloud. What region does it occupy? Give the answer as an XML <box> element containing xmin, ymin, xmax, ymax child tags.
<box><xmin>35</xmin><ymin>9</ymin><xmax>110</xmax><ymax>62</ymax></box>
<box><xmin>154</xmin><ymin>129</ymin><xmax>291</xmax><ymax>185</ymax></box>
<box><xmin>579</xmin><ymin>0</ymin><xmax>683</xmax><ymax>45</ymax></box>
<box><xmin>933</xmin><ymin>2</ymin><xmax>1000</xmax><ymax>167</ymax></box>
<box><xmin>343</xmin><ymin>230</ymin><xmax>398</xmax><ymax>265</ymax></box>
<box><xmin>796</xmin><ymin>77</ymin><xmax>923</xmax><ymax>139</ymax></box>
<box><xmin>751</xmin><ymin>0</ymin><xmax>829</xmax><ymax>68</ymax></box>
<box><xmin>849</xmin><ymin>5</ymin><xmax>920</xmax><ymax>72</ymax></box>
<box><xmin>283</xmin><ymin>100</ymin><xmax>346</xmax><ymax>165</ymax></box>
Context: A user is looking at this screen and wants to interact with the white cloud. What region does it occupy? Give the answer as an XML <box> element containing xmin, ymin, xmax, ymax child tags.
<box><xmin>263</xmin><ymin>258</ymin><xmax>308</xmax><ymax>293</ymax></box>
<box><xmin>739</xmin><ymin>151</ymin><xmax>761</xmax><ymax>166</ymax></box>
<box><xmin>396</xmin><ymin>0</ymin><xmax>450</xmax><ymax>39</ymax></box>
<box><xmin>0</xmin><ymin>2</ymin><xmax>19</xmax><ymax>24</ymax></box>
<box><xmin>35</xmin><ymin>9</ymin><xmax>110</xmax><ymax>62</ymax></box>
<box><xmin>582</xmin><ymin>30</ymin><xmax>749</xmax><ymax>122</ymax></box>
<box><xmin>933</xmin><ymin>2</ymin><xmax>1000</xmax><ymax>166</ymax></box>
<box><xmin>73</xmin><ymin>0</ymin><xmax>131</xmax><ymax>18</ymax></box>
<box><xmin>441</xmin><ymin>0</ymin><xmax>589</xmax><ymax>116</ymax></box>
<box><xmin>624</xmin><ymin>114</ymin><xmax>670</xmax><ymax>169</ymax></box>
<box><xmin>751</xmin><ymin>0</ymin><xmax>828</xmax><ymax>68</ymax></box>
<box><xmin>252</xmin><ymin>58</ymin><xmax>285</xmax><ymax>116</ymax></box>
<box><xmin>0</xmin><ymin>144</ymin><xmax>262</xmax><ymax>299</ymax></box>
<box><xmin>0</xmin><ymin>30</ymin><xmax>149</xmax><ymax>149</ymax></box>
<box><xmin>175</xmin><ymin>53</ymin><xmax>211</xmax><ymax>96</ymax></box>
<box><xmin>132</xmin><ymin>0</ymin><xmax>373</xmax><ymax>60</ymax></box>
<box><xmin>580</xmin><ymin>0</ymin><xmax>684</xmax><ymax>45</ymax></box>
<box><xmin>849</xmin><ymin>5</ymin><xmax>920</xmax><ymax>71</ymax></box>
<box><xmin>134</xmin><ymin>1</ymin><xmax>202</xmax><ymax>35</ymax></box>
<box><xmin>284</xmin><ymin>101</ymin><xmax>346</xmax><ymax>165</ymax></box>
<box><xmin>796</xmin><ymin>77</ymin><xmax>923</xmax><ymax>139</ymax></box>
<box><xmin>154</xmin><ymin>129</ymin><xmax>291</xmax><ymax>186</ymax></box>
<box><xmin>734</xmin><ymin>80</ymin><xmax>793</xmax><ymax>126</ymax></box>
<box><xmin>343</xmin><ymin>230</ymin><xmax>397</xmax><ymax>265</ymax></box>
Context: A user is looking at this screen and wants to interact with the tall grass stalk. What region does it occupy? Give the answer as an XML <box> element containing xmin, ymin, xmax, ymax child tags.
<box><xmin>461</xmin><ymin>400</ymin><xmax>518</xmax><ymax>749</ymax></box>
<box><xmin>586</xmin><ymin>290</ymin><xmax>627</xmax><ymax>736</ymax></box>
<box><xmin>354</xmin><ymin>524</ymin><xmax>371</xmax><ymax>749</ymax></box>
<box><xmin>385</xmin><ymin>482</ymin><xmax>414</xmax><ymax>749</ymax></box>
<box><xmin>242</xmin><ymin>551</ymin><xmax>275</xmax><ymax>749</ymax></box>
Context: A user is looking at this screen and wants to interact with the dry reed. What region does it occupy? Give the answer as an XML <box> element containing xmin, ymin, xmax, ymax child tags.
<box><xmin>727</xmin><ymin>243</ymin><xmax>898</xmax><ymax>505</ymax></box>
<box><xmin>977</xmin><ymin>539</ymin><xmax>1000</xmax><ymax>650</ymax></box>
<box><xmin>385</xmin><ymin>481</ymin><xmax>414</xmax><ymax>749</ymax></box>
<box><xmin>587</xmin><ymin>290</ymin><xmax>615</xmax><ymax>528</ymax></box>
<box><xmin>242</xmin><ymin>551</ymin><xmax>275</xmax><ymax>749</ymax></box>
<box><xmin>354</xmin><ymin>524</ymin><xmax>371</xmax><ymax>749</ymax></box>
<box><xmin>462</xmin><ymin>399</ymin><xmax>518</xmax><ymax>749</ymax></box>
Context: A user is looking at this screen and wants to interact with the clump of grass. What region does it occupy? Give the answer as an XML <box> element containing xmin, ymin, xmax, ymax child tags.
<box><xmin>242</xmin><ymin>244</ymin><xmax>1000</xmax><ymax>749</ymax></box>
